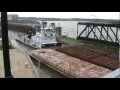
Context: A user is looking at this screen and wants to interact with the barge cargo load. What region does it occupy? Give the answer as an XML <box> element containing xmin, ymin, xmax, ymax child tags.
<box><xmin>28</xmin><ymin>49</ymin><xmax>112</xmax><ymax>78</ymax></box>
<box><xmin>56</xmin><ymin>46</ymin><xmax>119</xmax><ymax>70</ymax></box>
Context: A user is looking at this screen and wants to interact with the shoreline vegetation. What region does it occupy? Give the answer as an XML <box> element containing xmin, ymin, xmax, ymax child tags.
<box><xmin>62</xmin><ymin>36</ymin><xmax>119</xmax><ymax>52</ymax></box>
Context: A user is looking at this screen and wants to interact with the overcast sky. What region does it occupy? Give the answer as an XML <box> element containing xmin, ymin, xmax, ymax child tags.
<box><xmin>7</xmin><ymin>12</ymin><xmax>120</xmax><ymax>19</ymax></box>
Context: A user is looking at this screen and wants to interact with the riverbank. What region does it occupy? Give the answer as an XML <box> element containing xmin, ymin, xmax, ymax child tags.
<box><xmin>62</xmin><ymin>36</ymin><xmax>119</xmax><ymax>51</ymax></box>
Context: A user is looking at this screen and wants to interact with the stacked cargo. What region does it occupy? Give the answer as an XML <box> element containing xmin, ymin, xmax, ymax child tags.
<box><xmin>106</xmin><ymin>51</ymin><xmax>119</xmax><ymax>59</ymax></box>
<box><xmin>29</xmin><ymin>49</ymin><xmax>112</xmax><ymax>78</ymax></box>
<box><xmin>56</xmin><ymin>46</ymin><xmax>119</xmax><ymax>70</ymax></box>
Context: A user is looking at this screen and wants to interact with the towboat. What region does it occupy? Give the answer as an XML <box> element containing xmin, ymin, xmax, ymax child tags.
<box><xmin>16</xmin><ymin>27</ymin><xmax>58</xmax><ymax>48</ymax></box>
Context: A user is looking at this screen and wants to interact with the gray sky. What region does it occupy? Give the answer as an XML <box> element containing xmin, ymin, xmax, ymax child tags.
<box><xmin>8</xmin><ymin>12</ymin><xmax>120</xmax><ymax>19</ymax></box>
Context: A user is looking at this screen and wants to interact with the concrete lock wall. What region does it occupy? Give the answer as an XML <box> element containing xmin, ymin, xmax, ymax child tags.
<box><xmin>8</xmin><ymin>23</ymin><xmax>36</xmax><ymax>34</ymax></box>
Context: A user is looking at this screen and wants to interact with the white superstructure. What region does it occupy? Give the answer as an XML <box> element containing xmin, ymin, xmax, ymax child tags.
<box><xmin>17</xmin><ymin>27</ymin><xmax>57</xmax><ymax>48</ymax></box>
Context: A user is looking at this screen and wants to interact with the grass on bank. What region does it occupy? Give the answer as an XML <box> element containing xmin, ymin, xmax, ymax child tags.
<box><xmin>62</xmin><ymin>36</ymin><xmax>119</xmax><ymax>52</ymax></box>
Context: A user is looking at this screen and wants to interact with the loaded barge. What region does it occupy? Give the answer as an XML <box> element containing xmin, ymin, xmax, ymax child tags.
<box><xmin>28</xmin><ymin>45</ymin><xmax>119</xmax><ymax>78</ymax></box>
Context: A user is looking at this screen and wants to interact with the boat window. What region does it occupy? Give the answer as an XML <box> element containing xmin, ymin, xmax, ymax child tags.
<box><xmin>46</xmin><ymin>29</ymin><xmax>51</xmax><ymax>32</ymax></box>
<box><xmin>52</xmin><ymin>30</ymin><xmax>55</xmax><ymax>33</ymax></box>
<box><xmin>38</xmin><ymin>29</ymin><xmax>41</xmax><ymax>32</ymax></box>
<box><xmin>44</xmin><ymin>34</ymin><xmax>47</xmax><ymax>36</ymax></box>
<box><xmin>43</xmin><ymin>29</ymin><xmax>45</xmax><ymax>32</ymax></box>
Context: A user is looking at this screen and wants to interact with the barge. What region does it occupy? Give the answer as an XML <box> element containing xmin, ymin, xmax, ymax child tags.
<box><xmin>28</xmin><ymin>49</ymin><xmax>112</xmax><ymax>78</ymax></box>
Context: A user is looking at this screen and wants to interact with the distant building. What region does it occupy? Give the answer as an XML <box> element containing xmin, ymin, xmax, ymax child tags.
<box><xmin>8</xmin><ymin>14</ymin><xmax>18</xmax><ymax>21</ymax></box>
